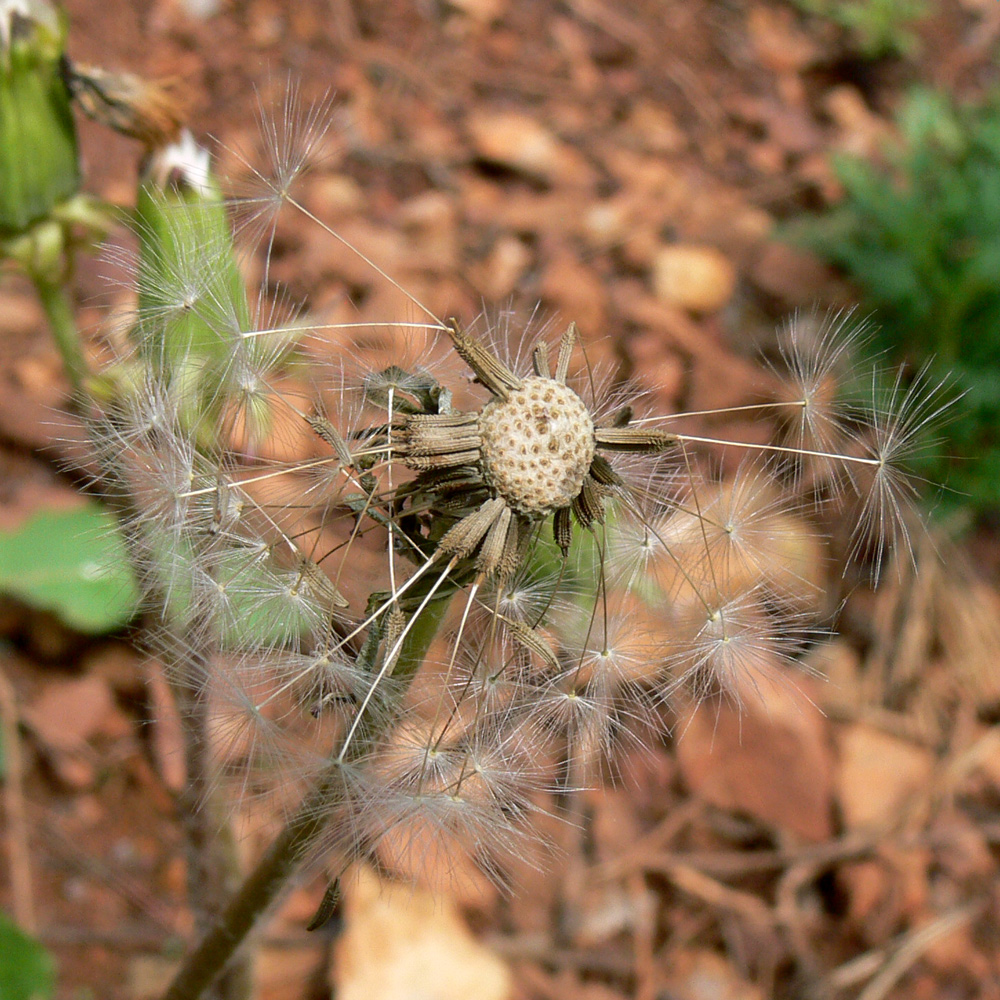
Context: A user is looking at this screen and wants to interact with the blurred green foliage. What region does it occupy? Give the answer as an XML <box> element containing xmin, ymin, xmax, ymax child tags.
<box><xmin>787</xmin><ymin>87</ymin><xmax>1000</xmax><ymax>514</ymax></box>
<box><xmin>0</xmin><ymin>0</ymin><xmax>78</xmax><ymax>238</ymax></box>
<box><xmin>790</xmin><ymin>0</ymin><xmax>929</xmax><ymax>58</ymax></box>
<box><xmin>0</xmin><ymin>912</ymin><xmax>54</xmax><ymax>1000</ymax></box>
<box><xmin>0</xmin><ymin>504</ymin><xmax>139</xmax><ymax>632</ymax></box>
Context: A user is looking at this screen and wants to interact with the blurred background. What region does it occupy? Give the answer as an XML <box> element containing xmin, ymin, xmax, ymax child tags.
<box><xmin>3</xmin><ymin>0</ymin><xmax>1000</xmax><ymax>997</ymax></box>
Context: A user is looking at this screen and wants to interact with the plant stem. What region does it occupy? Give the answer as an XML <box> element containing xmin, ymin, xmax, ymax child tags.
<box><xmin>160</xmin><ymin>592</ymin><xmax>454</xmax><ymax>1000</ymax></box>
<box><xmin>31</xmin><ymin>276</ymin><xmax>88</xmax><ymax>396</ymax></box>
<box><xmin>38</xmin><ymin>264</ymin><xmax>249</xmax><ymax>996</ymax></box>
<box><xmin>162</xmin><ymin>764</ymin><xmax>344</xmax><ymax>1000</ymax></box>
<box><xmin>173</xmin><ymin>629</ymin><xmax>253</xmax><ymax>1000</ymax></box>
<box><xmin>85</xmin><ymin>428</ymin><xmax>253</xmax><ymax>1000</ymax></box>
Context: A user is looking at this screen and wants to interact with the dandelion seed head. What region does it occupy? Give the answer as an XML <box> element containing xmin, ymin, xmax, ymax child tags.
<box><xmin>81</xmin><ymin>81</ymin><xmax>958</xmax><ymax>906</ymax></box>
<box><xmin>480</xmin><ymin>377</ymin><xmax>596</xmax><ymax>514</ymax></box>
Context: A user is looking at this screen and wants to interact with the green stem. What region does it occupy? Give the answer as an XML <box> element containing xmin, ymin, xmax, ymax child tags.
<box><xmin>31</xmin><ymin>276</ymin><xmax>88</xmax><ymax>396</ymax></box>
<box><xmin>160</xmin><ymin>592</ymin><xmax>454</xmax><ymax>1000</ymax></box>
<box><xmin>87</xmin><ymin>427</ymin><xmax>252</xmax><ymax>1000</ymax></box>
<box><xmin>173</xmin><ymin>624</ymin><xmax>253</xmax><ymax>1000</ymax></box>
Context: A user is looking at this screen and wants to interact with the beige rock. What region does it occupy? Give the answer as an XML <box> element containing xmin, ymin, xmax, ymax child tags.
<box><xmin>652</xmin><ymin>245</ymin><xmax>736</xmax><ymax>314</ymax></box>
<box><xmin>837</xmin><ymin>723</ymin><xmax>934</xmax><ymax>829</ymax></box>
<box><xmin>333</xmin><ymin>867</ymin><xmax>511</xmax><ymax>1000</ymax></box>
<box><xmin>446</xmin><ymin>0</ymin><xmax>507</xmax><ymax>22</ymax></box>
<box><xmin>662</xmin><ymin>949</ymin><xmax>766</xmax><ymax>1000</ymax></box>
<box><xmin>467</xmin><ymin>110</ymin><xmax>593</xmax><ymax>186</ymax></box>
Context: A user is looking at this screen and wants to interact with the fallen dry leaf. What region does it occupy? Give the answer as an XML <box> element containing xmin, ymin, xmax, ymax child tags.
<box><xmin>676</xmin><ymin>673</ymin><xmax>833</xmax><ymax>841</ymax></box>
<box><xmin>836</xmin><ymin>723</ymin><xmax>934</xmax><ymax>830</ymax></box>
<box><xmin>333</xmin><ymin>866</ymin><xmax>511</xmax><ymax>1000</ymax></box>
<box><xmin>467</xmin><ymin>110</ymin><xmax>594</xmax><ymax>187</ymax></box>
<box><xmin>24</xmin><ymin>674</ymin><xmax>123</xmax><ymax>752</ymax></box>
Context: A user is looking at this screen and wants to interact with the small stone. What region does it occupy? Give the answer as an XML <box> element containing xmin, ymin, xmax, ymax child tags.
<box><xmin>333</xmin><ymin>866</ymin><xmax>511</xmax><ymax>1000</ymax></box>
<box><xmin>652</xmin><ymin>245</ymin><xmax>736</xmax><ymax>314</ymax></box>
<box><xmin>467</xmin><ymin>110</ymin><xmax>593</xmax><ymax>186</ymax></box>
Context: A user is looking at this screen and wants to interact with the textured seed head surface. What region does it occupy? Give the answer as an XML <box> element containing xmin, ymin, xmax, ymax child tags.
<box><xmin>479</xmin><ymin>376</ymin><xmax>595</xmax><ymax>514</ymax></box>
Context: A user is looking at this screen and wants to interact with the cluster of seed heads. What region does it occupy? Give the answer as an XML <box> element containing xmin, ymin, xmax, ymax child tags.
<box><xmin>85</xmin><ymin>101</ymin><xmax>948</xmax><ymax>893</ymax></box>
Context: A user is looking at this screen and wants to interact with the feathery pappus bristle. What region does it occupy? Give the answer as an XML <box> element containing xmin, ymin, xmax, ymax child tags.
<box><xmin>81</xmin><ymin>87</ymin><xmax>953</xmax><ymax>901</ymax></box>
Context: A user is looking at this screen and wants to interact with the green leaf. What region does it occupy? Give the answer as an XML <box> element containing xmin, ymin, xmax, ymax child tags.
<box><xmin>782</xmin><ymin>85</ymin><xmax>1000</xmax><ymax>513</ymax></box>
<box><xmin>0</xmin><ymin>912</ymin><xmax>55</xmax><ymax>1000</ymax></box>
<box><xmin>0</xmin><ymin>503</ymin><xmax>139</xmax><ymax>633</ymax></box>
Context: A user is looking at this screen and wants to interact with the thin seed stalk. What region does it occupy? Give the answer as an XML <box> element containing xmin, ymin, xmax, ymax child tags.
<box><xmin>31</xmin><ymin>275</ymin><xmax>87</xmax><ymax>396</ymax></box>
<box><xmin>172</xmin><ymin>621</ymin><xmax>253</xmax><ymax>1000</ymax></box>
<box><xmin>161</xmin><ymin>762</ymin><xmax>345</xmax><ymax>1000</ymax></box>
<box><xmin>86</xmin><ymin>427</ymin><xmax>252</xmax><ymax>1000</ymax></box>
<box><xmin>160</xmin><ymin>591</ymin><xmax>455</xmax><ymax>1000</ymax></box>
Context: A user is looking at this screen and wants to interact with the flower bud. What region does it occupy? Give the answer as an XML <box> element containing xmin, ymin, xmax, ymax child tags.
<box><xmin>0</xmin><ymin>0</ymin><xmax>80</xmax><ymax>236</ymax></box>
<box><xmin>133</xmin><ymin>130</ymin><xmax>253</xmax><ymax>445</ymax></box>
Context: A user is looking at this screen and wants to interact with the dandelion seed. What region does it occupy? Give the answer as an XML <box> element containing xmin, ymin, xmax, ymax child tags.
<box><xmin>79</xmin><ymin>88</ymin><xmax>956</xmax><ymax>975</ymax></box>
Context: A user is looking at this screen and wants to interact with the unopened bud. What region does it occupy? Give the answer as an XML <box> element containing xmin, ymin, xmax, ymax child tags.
<box><xmin>0</xmin><ymin>0</ymin><xmax>79</xmax><ymax>236</ymax></box>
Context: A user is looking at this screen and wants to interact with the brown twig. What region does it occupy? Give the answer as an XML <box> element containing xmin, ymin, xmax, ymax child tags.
<box><xmin>605</xmin><ymin>830</ymin><xmax>877</xmax><ymax>881</ymax></box>
<box><xmin>855</xmin><ymin>902</ymin><xmax>985</xmax><ymax>1000</ymax></box>
<box><xmin>659</xmin><ymin>860</ymin><xmax>776</xmax><ymax>930</ymax></box>
<box><xmin>0</xmin><ymin>664</ymin><xmax>35</xmax><ymax>932</ymax></box>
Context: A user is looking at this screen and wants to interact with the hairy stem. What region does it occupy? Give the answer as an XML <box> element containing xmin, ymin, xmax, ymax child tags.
<box><xmin>161</xmin><ymin>763</ymin><xmax>344</xmax><ymax>1000</ymax></box>
<box><xmin>160</xmin><ymin>591</ymin><xmax>454</xmax><ymax>1000</ymax></box>
<box><xmin>173</xmin><ymin>627</ymin><xmax>253</xmax><ymax>1000</ymax></box>
<box><xmin>37</xmin><ymin>263</ymin><xmax>250</xmax><ymax>998</ymax></box>
<box><xmin>86</xmin><ymin>429</ymin><xmax>252</xmax><ymax>1000</ymax></box>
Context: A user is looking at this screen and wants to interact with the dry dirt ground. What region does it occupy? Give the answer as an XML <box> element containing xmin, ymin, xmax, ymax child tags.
<box><xmin>4</xmin><ymin>1</ymin><xmax>1000</xmax><ymax>998</ymax></box>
